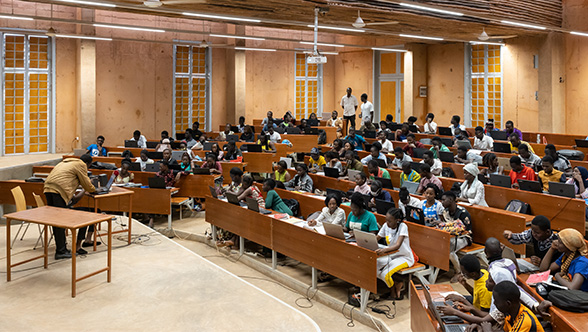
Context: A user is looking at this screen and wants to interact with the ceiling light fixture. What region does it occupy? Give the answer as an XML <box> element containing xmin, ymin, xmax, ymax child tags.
<box><xmin>300</xmin><ymin>41</ymin><xmax>344</xmax><ymax>48</ymax></box>
<box><xmin>400</xmin><ymin>3</ymin><xmax>464</xmax><ymax>16</ymax></box>
<box><xmin>469</xmin><ymin>41</ymin><xmax>505</xmax><ymax>46</ymax></box>
<box><xmin>371</xmin><ymin>47</ymin><xmax>407</xmax><ymax>52</ymax></box>
<box><xmin>55</xmin><ymin>0</ymin><xmax>116</xmax><ymax>7</ymax></box>
<box><xmin>235</xmin><ymin>47</ymin><xmax>276</xmax><ymax>52</ymax></box>
<box><xmin>571</xmin><ymin>31</ymin><xmax>588</xmax><ymax>37</ymax></box>
<box><xmin>56</xmin><ymin>34</ymin><xmax>112</xmax><ymax>41</ymax></box>
<box><xmin>353</xmin><ymin>10</ymin><xmax>366</xmax><ymax>29</ymax></box>
<box><xmin>399</xmin><ymin>34</ymin><xmax>443</xmax><ymax>41</ymax></box>
<box><xmin>183</xmin><ymin>13</ymin><xmax>261</xmax><ymax>23</ymax></box>
<box><xmin>306</xmin><ymin>25</ymin><xmax>365</xmax><ymax>33</ymax></box>
<box><xmin>0</xmin><ymin>15</ymin><xmax>34</xmax><ymax>21</ymax></box>
<box><xmin>501</xmin><ymin>20</ymin><xmax>546</xmax><ymax>30</ymax></box>
<box><xmin>210</xmin><ymin>34</ymin><xmax>265</xmax><ymax>41</ymax></box>
<box><xmin>93</xmin><ymin>24</ymin><xmax>165</xmax><ymax>33</ymax></box>
<box><xmin>303</xmin><ymin>51</ymin><xmax>339</xmax><ymax>55</ymax></box>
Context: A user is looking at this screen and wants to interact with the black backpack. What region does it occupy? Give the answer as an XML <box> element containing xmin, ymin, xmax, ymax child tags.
<box><xmin>505</xmin><ymin>199</ymin><xmax>531</xmax><ymax>214</ymax></box>
<box><xmin>548</xmin><ymin>289</ymin><xmax>588</xmax><ymax>312</ymax></box>
<box><xmin>282</xmin><ymin>198</ymin><xmax>300</xmax><ymax>217</ymax></box>
<box><xmin>441</xmin><ymin>167</ymin><xmax>455</xmax><ymax>178</ymax></box>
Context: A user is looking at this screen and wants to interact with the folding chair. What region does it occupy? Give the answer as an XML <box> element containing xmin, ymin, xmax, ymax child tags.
<box><xmin>10</xmin><ymin>187</ymin><xmax>44</xmax><ymax>249</ymax></box>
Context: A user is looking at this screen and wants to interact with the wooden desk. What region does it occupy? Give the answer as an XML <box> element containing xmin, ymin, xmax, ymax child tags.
<box><xmin>518</xmin><ymin>274</ymin><xmax>586</xmax><ymax>332</ymax></box>
<box><xmin>85</xmin><ymin>187</ymin><xmax>134</xmax><ymax>247</ymax></box>
<box><xmin>242</xmin><ymin>152</ymin><xmax>280</xmax><ymax>174</ymax></box>
<box><xmin>4</xmin><ymin>206</ymin><xmax>113</xmax><ymax>297</ymax></box>
<box><xmin>410</xmin><ymin>280</ymin><xmax>453</xmax><ymax>332</ymax></box>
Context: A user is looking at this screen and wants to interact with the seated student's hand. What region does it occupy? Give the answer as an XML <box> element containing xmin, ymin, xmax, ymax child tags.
<box><xmin>503</xmin><ymin>230</ymin><xmax>512</xmax><ymax>240</ymax></box>
<box><xmin>375</xmin><ymin>248</ymin><xmax>387</xmax><ymax>255</ymax></box>
<box><xmin>480</xmin><ymin>321</ymin><xmax>493</xmax><ymax>332</ymax></box>
<box><xmin>455</xmin><ymin>302</ymin><xmax>474</xmax><ymax>313</ymax></box>
<box><xmin>307</xmin><ymin>219</ymin><xmax>317</xmax><ymax>227</ymax></box>
<box><xmin>466</xmin><ymin>324</ymin><xmax>481</xmax><ymax>332</ymax></box>
<box><xmin>511</xmin><ymin>182</ymin><xmax>520</xmax><ymax>189</ymax></box>
<box><xmin>438</xmin><ymin>305</ymin><xmax>458</xmax><ymax>316</ymax></box>
<box><xmin>537</xmin><ymin>300</ymin><xmax>552</xmax><ymax>317</ymax></box>
<box><xmin>445</xmin><ymin>293</ymin><xmax>468</xmax><ymax>304</ymax></box>
<box><xmin>530</xmin><ymin>255</ymin><xmax>541</xmax><ymax>266</ymax></box>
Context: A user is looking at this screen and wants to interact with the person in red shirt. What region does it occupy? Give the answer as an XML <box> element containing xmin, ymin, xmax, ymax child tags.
<box><xmin>509</xmin><ymin>156</ymin><xmax>537</xmax><ymax>189</ymax></box>
<box><xmin>402</xmin><ymin>133</ymin><xmax>425</xmax><ymax>157</ymax></box>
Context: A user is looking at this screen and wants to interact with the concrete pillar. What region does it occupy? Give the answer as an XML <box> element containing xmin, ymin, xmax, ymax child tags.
<box><xmin>404</xmin><ymin>43</ymin><xmax>428</xmax><ymax>122</ymax></box>
<box><xmin>225</xmin><ymin>26</ymin><xmax>246</xmax><ymax>124</ymax></box>
<box><xmin>538</xmin><ymin>32</ymin><xmax>566</xmax><ymax>133</ymax></box>
<box><xmin>76</xmin><ymin>8</ymin><xmax>96</xmax><ymax>148</ymax></box>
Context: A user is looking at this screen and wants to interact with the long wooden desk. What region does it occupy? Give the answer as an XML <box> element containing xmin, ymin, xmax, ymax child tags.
<box><xmin>410</xmin><ymin>281</ymin><xmax>450</xmax><ymax>332</ymax></box>
<box><xmin>4</xmin><ymin>206</ymin><xmax>113</xmax><ymax>297</ymax></box>
<box><xmin>83</xmin><ymin>187</ymin><xmax>133</xmax><ymax>246</ymax></box>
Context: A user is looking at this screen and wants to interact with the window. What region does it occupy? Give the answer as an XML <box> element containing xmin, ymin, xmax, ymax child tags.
<box><xmin>173</xmin><ymin>45</ymin><xmax>211</xmax><ymax>134</ymax></box>
<box><xmin>468</xmin><ymin>44</ymin><xmax>502</xmax><ymax>128</ymax></box>
<box><xmin>294</xmin><ymin>53</ymin><xmax>322</xmax><ymax>120</ymax></box>
<box><xmin>2</xmin><ymin>33</ymin><xmax>53</xmax><ymax>155</ymax></box>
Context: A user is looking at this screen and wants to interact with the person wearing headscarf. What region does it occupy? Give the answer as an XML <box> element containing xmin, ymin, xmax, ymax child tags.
<box><xmin>566</xmin><ymin>166</ymin><xmax>588</xmax><ymax>219</ymax></box>
<box><xmin>458</xmin><ymin>163</ymin><xmax>488</xmax><ymax>206</ymax></box>
<box><xmin>544</xmin><ymin>228</ymin><xmax>588</xmax><ymax>291</ymax></box>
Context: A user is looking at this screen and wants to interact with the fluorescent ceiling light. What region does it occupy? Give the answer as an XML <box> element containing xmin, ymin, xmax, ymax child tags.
<box><xmin>235</xmin><ymin>47</ymin><xmax>276</xmax><ymax>52</ymax></box>
<box><xmin>183</xmin><ymin>12</ymin><xmax>260</xmax><ymax>23</ymax></box>
<box><xmin>501</xmin><ymin>20</ymin><xmax>546</xmax><ymax>30</ymax></box>
<box><xmin>571</xmin><ymin>31</ymin><xmax>588</xmax><ymax>37</ymax></box>
<box><xmin>399</xmin><ymin>34</ymin><xmax>443</xmax><ymax>41</ymax></box>
<box><xmin>372</xmin><ymin>47</ymin><xmax>407</xmax><ymax>52</ymax></box>
<box><xmin>400</xmin><ymin>3</ymin><xmax>463</xmax><ymax>16</ymax></box>
<box><xmin>306</xmin><ymin>25</ymin><xmax>365</xmax><ymax>33</ymax></box>
<box><xmin>56</xmin><ymin>34</ymin><xmax>112</xmax><ymax>41</ymax></box>
<box><xmin>0</xmin><ymin>15</ymin><xmax>34</xmax><ymax>21</ymax></box>
<box><xmin>210</xmin><ymin>34</ymin><xmax>265</xmax><ymax>41</ymax></box>
<box><xmin>93</xmin><ymin>24</ymin><xmax>165</xmax><ymax>33</ymax></box>
<box><xmin>56</xmin><ymin>0</ymin><xmax>116</xmax><ymax>7</ymax></box>
<box><xmin>470</xmin><ymin>41</ymin><xmax>505</xmax><ymax>46</ymax></box>
<box><xmin>303</xmin><ymin>51</ymin><xmax>339</xmax><ymax>55</ymax></box>
<box><xmin>300</xmin><ymin>41</ymin><xmax>344</xmax><ymax>48</ymax></box>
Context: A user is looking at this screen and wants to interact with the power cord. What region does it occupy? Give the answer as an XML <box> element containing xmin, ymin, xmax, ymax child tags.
<box><xmin>341</xmin><ymin>303</ymin><xmax>355</xmax><ymax>327</ymax></box>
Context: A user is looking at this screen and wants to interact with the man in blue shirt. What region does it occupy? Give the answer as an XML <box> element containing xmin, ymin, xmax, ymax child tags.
<box><xmin>344</xmin><ymin>127</ymin><xmax>365</xmax><ymax>151</ymax></box>
<box><xmin>86</xmin><ymin>135</ymin><xmax>107</xmax><ymax>157</ymax></box>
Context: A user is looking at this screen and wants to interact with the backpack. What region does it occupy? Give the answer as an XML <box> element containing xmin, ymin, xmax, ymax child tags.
<box><xmin>282</xmin><ymin>198</ymin><xmax>300</xmax><ymax>217</ymax></box>
<box><xmin>441</xmin><ymin>167</ymin><xmax>455</xmax><ymax>178</ymax></box>
<box><xmin>505</xmin><ymin>199</ymin><xmax>531</xmax><ymax>214</ymax></box>
<box><xmin>548</xmin><ymin>289</ymin><xmax>588</xmax><ymax>312</ymax></box>
<box><xmin>317</xmin><ymin>130</ymin><xmax>327</xmax><ymax>145</ymax></box>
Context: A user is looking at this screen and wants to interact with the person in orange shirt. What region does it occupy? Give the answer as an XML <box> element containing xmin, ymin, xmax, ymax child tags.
<box><xmin>509</xmin><ymin>156</ymin><xmax>537</xmax><ymax>189</ymax></box>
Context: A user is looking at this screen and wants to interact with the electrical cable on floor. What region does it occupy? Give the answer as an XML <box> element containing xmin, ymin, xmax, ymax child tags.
<box><xmin>366</xmin><ymin>312</ymin><xmax>384</xmax><ymax>332</ymax></box>
<box><xmin>294</xmin><ymin>285</ymin><xmax>318</xmax><ymax>309</ymax></box>
<box><xmin>341</xmin><ymin>303</ymin><xmax>355</xmax><ymax>327</ymax></box>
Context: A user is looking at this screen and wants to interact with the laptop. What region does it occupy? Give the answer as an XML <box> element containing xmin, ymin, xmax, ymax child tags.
<box><xmin>245</xmin><ymin>197</ymin><xmax>271</xmax><ymax>215</ymax></box>
<box><xmin>440</xmin><ymin>138</ymin><xmax>453</xmax><ymax>147</ymax></box>
<box><xmin>171</xmin><ymin>150</ymin><xmax>185</xmax><ymax>161</ymax></box>
<box><xmin>146</xmin><ymin>141</ymin><xmax>158</xmax><ymax>149</ymax></box>
<box><xmin>324</xmin><ymin>166</ymin><xmax>340</xmax><ymax>178</ymax></box>
<box><xmin>489</xmin><ymin>174</ymin><xmax>511</xmax><ymax>188</ymax></box>
<box><xmin>438</xmin><ymin>127</ymin><xmax>453</xmax><ymax>136</ymax></box>
<box><xmin>147</xmin><ymin>151</ymin><xmax>163</xmax><ymax>160</ymax></box>
<box><xmin>170</xmin><ymin>141</ymin><xmax>182</xmax><ymax>150</ymax></box>
<box><xmin>347</xmin><ymin>169</ymin><xmax>362</xmax><ymax>181</ymax></box>
<box><xmin>548</xmin><ymin>182</ymin><xmax>576</xmax><ymax>198</ymax></box>
<box><xmin>226</xmin><ymin>134</ymin><xmax>239</xmax><ymax>142</ymax></box>
<box><xmin>148</xmin><ymin>176</ymin><xmax>167</xmax><ymax>189</ymax></box>
<box><xmin>375</xmin><ymin>199</ymin><xmax>395</xmax><ymax>215</ymax></box>
<box><xmin>364</xmin><ymin>131</ymin><xmax>377</xmax><ymax>139</ymax></box>
<box><xmin>246</xmin><ymin>144</ymin><xmax>263</xmax><ymax>153</ymax></box>
<box><xmin>145</xmin><ymin>163</ymin><xmax>160</xmax><ymax>173</ymax></box>
<box><xmin>129</xmin><ymin>162</ymin><xmax>142</xmax><ymax>172</ymax></box>
<box><xmin>408</xmin><ymin>125</ymin><xmax>418</xmax><ymax>133</ymax></box>
<box><xmin>456</xmin><ymin>140</ymin><xmax>472</xmax><ymax>149</ymax></box>
<box><xmin>326</xmin><ymin>188</ymin><xmax>347</xmax><ymax>200</ymax></box>
<box><xmin>275</xmin><ymin>127</ymin><xmax>286</xmax><ymax>134</ymax></box>
<box><xmin>286</xmin><ymin>127</ymin><xmax>301</xmax><ymax>134</ymax></box>
<box><xmin>423</xmin><ymin>285</ymin><xmax>468</xmax><ymax>332</ymax></box>
<box><xmin>477</xmin><ymin>174</ymin><xmax>488</xmax><ymax>184</ymax></box>
<box><xmin>402</xmin><ymin>181</ymin><xmax>420</xmax><ymax>194</ymax></box>
<box><xmin>208</xmin><ymin>186</ymin><xmax>219</xmax><ymax>199</ymax></box>
<box><xmin>375</xmin><ymin>176</ymin><xmax>393</xmax><ymax>189</ymax></box>
<box><xmin>439</xmin><ymin>151</ymin><xmax>454</xmax><ymax>163</ymax></box>
<box><xmin>364</xmin><ymin>143</ymin><xmax>373</xmax><ymax>153</ymax></box>
<box><xmin>175</xmin><ymin>133</ymin><xmax>186</xmax><ymax>141</ymax></box>
<box><xmin>279</xmin><ymin>157</ymin><xmax>293</xmax><ymax>169</ymax></box>
<box><xmin>225</xmin><ymin>192</ymin><xmax>247</xmax><ymax>207</ymax></box>
<box><xmin>377</xmin><ymin>159</ymin><xmax>388</xmax><ymax>168</ymax></box>
<box><xmin>413</xmin><ymin>148</ymin><xmax>426</xmax><ymax>159</ymax></box>
<box><xmin>230</xmin><ymin>126</ymin><xmax>239</xmax><ymax>133</ymax></box>
<box><xmin>192</xmin><ymin>168</ymin><xmax>212</xmax><ymax>174</ymax></box>
<box><xmin>518</xmin><ymin>179</ymin><xmax>542</xmax><ymax>193</ymax></box>
<box><xmin>490</xmin><ymin>130</ymin><xmax>509</xmax><ymax>141</ymax></box>
<box><xmin>502</xmin><ymin>246</ymin><xmax>540</xmax><ymax>274</ymax></box>
<box><xmin>323</xmin><ymin>223</ymin><xmax>352</xmax><ymax>241</ymax></box>
<box><xmin>307</xmin><ymin>119</ymin><xmax>319</xmax><ymax>127</ymax></box>
<box><xmin>493</xmin><ymin>142</ymin><xmax>511</xmax><ymax>153</ymax></box>
<box><xmin>92</xmin><ymin>172</ymin><xmax>116</xmax><ymax>195</ymax></box>
<box><xmin>305</xmin><ymin>127</ymin><xmax>319</xmax><ymax>135</ymax></box>
<box><xmin>124</xmin><ymin>140</ymin><xmax>138</xmax><ymax>148</ymax></box>
<box><xmin>203</xmin><ymin>142</ymin><xmax>213</xmax><ymax>151</ymax></box>
<box><xmin>354</xmin><ymin>230</ymin><xmax>386</xmax><ymax>251</ymax></box>
<box><xmin>405</xmin><ymin>205</ymin><xmax>425</xmax><ymax>225</ymax></box>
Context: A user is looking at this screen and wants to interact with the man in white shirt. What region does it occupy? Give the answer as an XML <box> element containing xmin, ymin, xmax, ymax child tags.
<box><xmin>267</xmin><ymin>126</ymin><xmax>281</xmax><ymax>144</ymax></box>
<box><xmin>473</xmin><ymin>126</ymin><xmax>494</xmax><ymax>151</ymax></box>
<box><xmin>392</xmin><ymin>147</ymin><xmax>413</xmax><ymax>169</ymax></box>
<box><xmin>341</xmin><ymin>87</ymin><xmax>358</xmax><ymax>134</ymax></box>
<box><xmin>450</xmin><ymin>115</ymin><xmax>466</xmax><ymax>136</ymax></box>
<box><xmin>360</xmin><ymin>93</ymin><xmax>374</xmax><ymax>125</ymax></box>
<box><xmin>130</xmin><ymin>130</ymin><xmax>147</xmax><ymax>149</ymax></box>
<box><xmin>420</xmin><ymin>150</ymin><xmax>442</xmax><ymax>176</ymax></box>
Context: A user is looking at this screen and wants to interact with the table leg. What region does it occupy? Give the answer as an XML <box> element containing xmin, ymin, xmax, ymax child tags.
<box><xmin>272</xmin><ymin>250</ymin><xmax>277</xmax><ymax>270</ymax></box>
<box><xmin>71</xmin><ymin>228</ymin><xmax>77</xmax><ymax>298</ymax></box>
<box><xmin>108</xmin><ymin>220</ymin><xmax>112</xmax><ymax>282</ymax></box>
<box><xmin>311</xmin><ymin>267</ymin><xmax>317</xmax><ymax>290</ymax></box>
<box><xmin>6</xmin><ymin>218</ymin><xmax>11</xmax><ymax>282</ymax></box>
<box><xmin>128</xmin><ymin>197</ymin><xmax>133</xmax><ymax>244</ymax></box>
<box><xmin>43</xmin><ymin>225</ymin><xmax>48</xmax><ymax>268</ymax></box>
<box><xmin>168</xmin><ymin>213</ymin><xmax>172</xmax><ymax>230</ymax></box>
<box><xmin>93</xmin><ymin>200</ymin><xmax>99</xmax><ymax>252</ymax></box>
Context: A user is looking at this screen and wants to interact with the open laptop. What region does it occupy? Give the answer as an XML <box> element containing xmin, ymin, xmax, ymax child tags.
<box><xmin>402</xmin><ymin>181</ymin><xmax>420</xmax><ymax>194</ymax></box>
<box><xmin>307</xmin><ymin>119</ymin><xmax>319</xmax><ymax>127</ymax></box>
<box><xmin>548</xmin><ymin>182</ymin><xmax>575</xmax><ymax>198</ymax></box>
<box><xmin>246</xmin><ymin>144</ymin><xmax>263</xmax><ymax>153</ymax></box>
<box><xmin>440</xmin><ymin>138</ymin><xmax>453</xmax><ymax>147</ymax></box>
<box><xmin>456</xmin><ymin>140</ymin><xmax>472</xmax><ymax>149</ymax></box>
<box><xmin>203</xmin><ymin>142</ymin><xmax>213</xmax><ymax>151</ymax></box>
<box><xmin>354</xmin><ymin>230</ymin><xmax>386</xmax><ymax>251</ymax></box>
<box><xmin>502</xmin><ymin>246</ymin><xmax>540</xmax><ymax>274</ymax></box>
<box><xmin>145</xmin><ymin>163</ymin><xmax>160</xmax><ymax>173</ymax></box>
<box><xmin>92</xmin><ymin>173</ymin><xmax>116</xmax><ymax>195</ymax></box>
<box><xmin>280</xmin><ymin>157</ymin><xmax>293</xmax><ymax>169</ymax></box>
<box><xmin>439</xmin><ymin>151</ymin><xmax>454</xmax><ymax>163</ymax></box>
<box><xmin>347</xmin><ymin>170</ymin><xmax>362</xmax><ymax>181</ymax></box>
<box><xmin>323</xmin><ymin>223</ymin><xmax>353</xmax><ymax>241</ymax></box>
<box><xmin>413</xmin><ymin>148</ymin><xmax>426</xmax><ymax>159</ymax></box>
<box><xmin>375</xmin><ymin>199</ymin><xmax>395</xmax><ymax>215</ymax></box>
<box><xmin>489</xmin><ymin>174</ymin><xmax>511</xmax><ymax>188</ymax></box>
<box><xmin>225</xmin><ymin>192</ymin><xmax>247</xmax><ymax>207</ymax></box>
<box><xmin>377</xmin><ymin>159</ymin><xmax>388</xmax><ymax>168</ymax></box>
<box><xmin>147</xmin><ymin>151</ymin><xmax>163</xmax><ymax>160</ymax></box>
<box><xmin>170</xmin><ymin>142</ymin><xmax>182</xmax><ymax>150</ymax></box>
<box><xmin>326</xmin><ymin>188</ymin><xmax>347</xmax><ymax>200</ymax></box>
<box><xmin>405</xmin><ymin>205</ymin><xmax>426</xmax><ymax>225</ymax></box>
<box><xmin>192</xmin><ymin>168</ymin><xmax>212</xmax><ymax>175</ymax></box>
<box><xmin>208</xmin><ymin>185</ymin><xmax>219</xmax><ymax>199</ymax></box>
<box><xmin>364</xmin><ymin>143</ymin><xmax>373</xmax><ymax>153</ymax></box>
<box><xmin>286</xmin><ymin>127</ymin><xmax>301</xmax><ymax>134</ymax></box>
<box><xmin>493</xmin><ymin>142</ymin><xmax>511</xmax><ymax>153</ymax></box>
<box><xmin>518</xmin><ymin>179</ymin><xmax>542</xmax><ymax>193</ymax></box>
<box><xmin>129</xmin><ymin>162</ymin><xmax>142</xmax><ymax>172</ymax></box>
<box><xmin>124</xmin><ymin>140</ymin><xmax>138</xmax><ymax>148</ymax></box>
<box><xmin>230</xmin><ymin>126</ymin><xmax>239</xmax><ymax>133</ymax></box>
<box><xmin>146</xmin><ymin>141</ymin><xmax>158</xmax><ymax>149</ymax></box>
<box><xmin>490</xmin><ymin>130</ymin><xmax>509</xmax><ymax>141</ymax></box>
<box><xmin>245</xmin><ymin>197</ymin><xmax>271</xmax><ymax>215</ymax></box>
<box><xmin>175</xmin><ymin>133</ymin><xmax>186</xmax><ymax>141</ymax></box>
<box><xmin>324</xmin><ymin>166</ymin><xmax>340</xmax><ymax>178</ymax></box>
<box><xmin>226</xmin><ymin>134</ymin><xmax>239</xmax><ymax>142</ymax></box>
<box><xmin>364</xmin><ymin>131</ymin><xmax>377</xmax><ymax>139</ymax></box>
<box><xmin>148</xmin><ymin>177</ymin><xmax>167</xmax><ymax>189</ymax></box>
<box><xmin>305</xmin><ymin>127</ymin><xmax>319</xmax><ymax>135</ymax></box>
<box><xmin>438</xmin><ymin>127</ymin><xmax>453</xmax><ymax>136</ymax></box>
<box><xmin>171</xmin><ymin>150</ymin><xmax>185</xmax><ymax>161</ymax></box>
<box><xmin>575</xmin><ymin>139</ymin><xmax>588</xmax><ymax>148</ymax></box>
<box><xmin>375</xmin><ymin>176</ymin><xmax>393</xmax><ymax>189</ymax></box>
<box><xmin>423</xmin><ymin>285</ymin><xmax>468</xmax><ymax>332</ymax></box>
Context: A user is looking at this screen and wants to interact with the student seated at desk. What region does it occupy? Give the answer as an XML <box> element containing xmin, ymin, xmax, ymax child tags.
<box><xmin>342</xmin><ymin>140</ymin><xmax>357</xmax><ymax>158</ymax></box>
<box><xmin>485</xmin><ymin>119</ymin><xmax>498</xmax><ymax>136</ymax></box>
<box><xmin>421</xmin><ymin>150</ymin><xmax>443</xmax><ymax>176</ymax></box>
<box><xmin>504</xmin><ymin>120</ymin><xmax>523</xmax><ymax>141</ymax></box>
<box><xmin>439</xmin><ymin>191</ymin><xmax>473</xmax><ymax>280</ymax></box>
<box><xmin>400</xmin><ymin>161</ymin><xmax>421</xmax><ymax>187</ymax></box>
<box><xmin>86</xmin><ymin>135</ymin><xmax>107</xmax><ymax>156</ymax></box>
<box><xmin>376</xmin><ymin>208</ymin><xmax>414</xmax><ymax>300</ymax></box>
<box><xmin>297</xmin><ymin>119</ymin><xmax>310</xmax><ymax>133</ymax></box>
<box><xmin>155</xmin><ymin>138</ymin><xmax>172</xmax><ymax>152</ymax></box>
<box><xmin>178</xmin><ymin>152</ymin><xmax>194</xmax><ymax>173</ymax></box>
<box><xmin>184</xmin><ymin>129</ymin><xmax>198</xmax><ymax>149</ymax></box>
<box><xmin>201</xmin><ymin>153</ymin><xmax>222</xmax><ymax>175</ymax></box>
<box><xmin>160</xmin><ymin>130</ymin><xmax>174</xmax><ymax>143</ymax></box>
<box><xmin>192</xmin><ymin>135</ymin><xmax>207</xmax><ymax>150</ymax></box>
<box><xmin>504</xmin><ymin>215</ymin><xmax>558</xmax><ymax>270</ymax></box>
<box><xmin>544</xmin><ymin>228</ymin><xmax>588</xmax><ymax>291</ymax></box>
<box><xmin>261</xmin><ymin>111</ymin><xmax>274</xmax><ymax>126</ymax></box>
<box><xmin>455</xmin><ymin>146</ymin><xmax>483</xmax><ymax>165</ymax></box>
<box><xmin>566</xmin><ymin>167</ymin><xmax>588</xmax><ymax>218</ymax></box>
<box><xmin>223</xmin><ymin>167</ymin><xmax>243</xmax><ymax>194</ymax></box>
<box><xmin>480</xmin><ymin>153</ymin><xmax>504</xmax><ymax>177</ymax></box>
<box><xmin>344</xmin><ymin>127</ymin><xmax>366</xmax><ymax>151</ymax></box>
<box><xmin>361</xmin><ymin>142</ymin><xmax>388</xmax><ymax>166</ymax></box>
<box><xmin>192</xmin><ymin>121</ymin><xmax>203</xmax><ymax>140</ymax></box>
<box><xmin>417</xmin><ymin>163</ymin><xmax>443</xmax><ymax>194</ymax></box>
<box><xmin>210</xmin><ymin>143</ymin><xmax>224</xmax><ymax>160</ymax></box>
<box><xmin>324</xmin><ymin>151</ymin><xmax>343</xmax><ymax>173</ymax></box>
<box><xmin>459</xmin><ymin>164</ymin><xmax>488</xmax><ymax>207</ymax></box>
<box><xmin>518</xmin><ymin>144</ymin><xmax>542</xmax><ymax>171</ymax></box>
<box><xmin>223</xmin><ymin>141</ymin><xmax>242</xmax><ymax>161</ymax></box>
<box><xmin>135</xmin><ymin>149</ymin><xmax>154</xmax><ymax>171</ymax></box>
<box><xmin>257</xmin><ymin>133</ymin><xmax>276</xmax><ymax>153</ymax></box>
<box><xmin>262</xmin><ymin>118</ymin><xmax>278</xmax><ymax>132</ymax></box>
<box><xmin>156</xmin><ymin>161</ymin><xmax>175</xmax><ymax>187</ymax></box>
<box><xmin>343</xmin><ymin>192</ymin><xmax>379</xmax><ymax>234</ymax></box>
<box><xmin>308</xmin><ymin>147</ymin><xmax>326</xmax><ymax>173</ymax></box>
<box><xmin>394</xmin><ymin>123</ymin><xmax>410</xmax><ymax>142</ymax></box>
<box><xmin>430</xmin><ymin>136</ymin><xmax>451</xmax><ymax>159</ymax></box>
<box><xmin>544</xmin><ymin>144</ymin><xmax>572</xmax><ymax>177</ymax></box>
<box><xmin>327</xmin><ymin>110</ymin><xmax>343</xmax><ymax>130</ymax></box>
<box><xmin>341</xmin><ymin>150</ymin><xmax>364</xmax><ymax>177</ymax></box>
<box><xmin>398</xmin><ymin>187</ymin><xmax>421</xmax><ymax>216</ymax></box>
<box><xmin>450</xmin><ymin>115</ymin><xmax>467</xmax><ymax>136</ymax></box>
<box><xmin>238</xmin><ymin>175</ymin><xmax>265</xmax><ymax>208</ymax></box>
<box><xmin>537</xmin><ymin>155</ymin><xmax>566</xmax><ymax>192</ymax></box>
<box><xmin>262</xmin><ymin>179</ymin><xmax>293</xmax><ymax>216</ymax></box>
<box><xmin>392</xmin><ymin>147</ymin><xmax>413</xmax><ymax>170</ymax></box>
<box><xmin>307</xmin><ymin>193</ymin><xmax>345</xmax><ymax>227</ymax></box>
<box><xmin>367</xmin><ymin>180</ymin><xmax>392</xmax><ymax>211</ymax></box>
<box><xmin>178</xmin><ymin>141</ymin><xmax>197</xmax><ymax>161</ymax></box>
<box><xmin>402</xmin><ymin>133</ymin><xmax>425</xmax><ymax>158</ymax></box>
<box><xmin>367</xmin><ymin>159</ymin><xmax>390</xmax><ymax>181</ymax></box>
<box><xmin>509</xmin><ymin>133</ymin><xmax>534</xmax><ymax>154</ymax></box>
<box><xmin>353</xmin><ymin>172</ymin><xmax>371</xmax><ymax>195</ymax></box>
<box><xmin>267</xmin><ymin>126</ymin><xmax>281</xmax><ymax>144</ymax></box>
<box><xmin>358</xmin><ymin>118</ymin><xmax>376</xmax><ymax>133</ymax></box>
<box><xmin>240</xmin><ymin>125</ymin><xmax>255</xmax><ymax>142</ymax></box>
<box><xmin>444</xmin><ymin>254</ymin><xmax>493</xmax><ymax>314</ymax></box>
<box><xmin>284</xmin><ymin>164</ymin><xmax>313</xmax><ymax>192</ymax></box>
<box><xmin>161</xmin><ymin>148</ymin><xmax>179</xmax><ymax>166</ymax></box>
<box><xmin>376</xmin><ymin>130</ymin><xmax>393</xmax><ymax>154</ymax></box>
<box><xmin>421</xmin><ymin>183</ymin><xmax>443</xmax><ymax>225</ymax></box>
<box><xmin>424</xmin><ymin>113</ymin><xmax>437</xmax><ymax>134</ymax></box>
<box><xmin>280</xmin><ymin>113</ymin><xmax>294</xmax><ymax>128</ymax></box>
<box><xmin>272</xmin><ymin>160</ymin><xmax>291</xmax><ymax>184</ymax></box>
<box><xmin>330</xmin><ymin>138</ymin><xmax>344</xmax><ymax>158</ymax></box>
<box><xmin>509</xmin><ymin>156</ymin><xmax>537</xmax><ymax>189</ymax></box>
<box><xmin>115</xmin><ymin>160</ymin><xmax>135</xmax><ymax>184</ymax></box>
<box><xmin>130</xmin><ymin>130</ymin><xmax>147</xmax><ymax>149</ymax></box>
<box><xmin>237</xmin><ymin>116</ymin><xmax>246</xmax><ymax>133</ymax></box>
<box><xmin>453</xmin><ymin>128</ymin><xmax>469</xmax><ymax>145</ymax></box>
<box><xmin>473</xmin><ymin>126</ymin><xmax>494</xmax><ymax>151</ymax></box>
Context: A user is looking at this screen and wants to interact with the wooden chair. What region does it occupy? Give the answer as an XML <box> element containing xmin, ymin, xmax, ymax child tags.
<box><xmin>32</xmin><ymin>192</ymin><xmax>52</xmax><ymax>249</ymax></box>
<box><xmin>10</xmin><ymin>187</ymin><xmax>44</xmax><ymax>249</ymax></box>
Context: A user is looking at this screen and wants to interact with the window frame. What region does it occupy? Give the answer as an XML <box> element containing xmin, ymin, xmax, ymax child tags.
<box><xmin>294</xmin><ymin>53</ymin><xmax>323</xmax><ymax>119</ymax></box>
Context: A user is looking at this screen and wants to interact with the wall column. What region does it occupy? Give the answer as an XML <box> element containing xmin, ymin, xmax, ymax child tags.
<box><xmin>76</xmin><ymin>8</ymin><xmax>96</xmax><ymax>148</ymax></box>
<box><xmin>538</xmin><ymin>32</ymin><xmax>566</xmax><ymax>133</ymax></box>
<box><xmin>404</xmin><ymin>43</ymin><xmax>428</xmax><ymax>122</ymax></box>
<box><xmin>225</xmin><ymin>26</ymin><xmax>246</xmax><ymax>124</ymax></box>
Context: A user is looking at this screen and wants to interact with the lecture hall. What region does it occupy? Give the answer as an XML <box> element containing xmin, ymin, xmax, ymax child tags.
<box><xmin>1</xmin><ymin>0</ymin><xmax>588</xmax><ymax>331</ymax></box>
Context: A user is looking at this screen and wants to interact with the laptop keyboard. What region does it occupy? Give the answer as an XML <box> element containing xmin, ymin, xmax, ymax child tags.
<box><xmin>445</xmin><ymin>325</ymin><xmax>466</xmax><ymax>332</ymax></box>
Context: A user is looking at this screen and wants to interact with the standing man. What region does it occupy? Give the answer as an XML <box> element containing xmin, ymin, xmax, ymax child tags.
<box><xmin>341</xmin><ymin>87</ymin><xmax>358</xmax><ymax>135</ymax></box>
<box><xmin>360</xmin><ymin>93</ymin><xmax>374</xmax><ymax>126</ymax></box>
<box><xmin>43</xmin><ymin>155</ymin><xmax>97</xmax><ymax>259</ymax></box>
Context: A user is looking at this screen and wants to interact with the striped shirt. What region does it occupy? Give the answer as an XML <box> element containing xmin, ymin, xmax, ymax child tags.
<box><xmin>503</xmin><ymin>305</ymin><xmax>544</xmax><ymax>332</ymax></box>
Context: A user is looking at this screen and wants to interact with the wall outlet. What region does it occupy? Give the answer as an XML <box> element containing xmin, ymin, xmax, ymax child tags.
<box><xmin>75</xmin><ymin>137</ymin><xmax>80</xmax><ymax>141</ymax></box>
